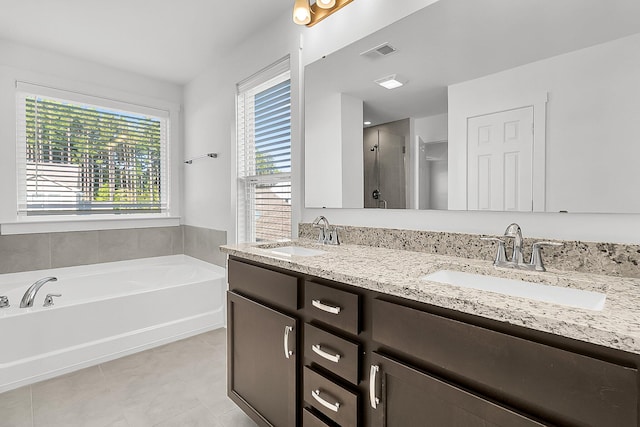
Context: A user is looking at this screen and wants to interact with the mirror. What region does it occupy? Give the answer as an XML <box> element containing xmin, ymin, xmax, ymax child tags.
<box><xmin>304</xmin><ymin>0</ymin><xmax>640</xmax><ymax>213</ymax></box>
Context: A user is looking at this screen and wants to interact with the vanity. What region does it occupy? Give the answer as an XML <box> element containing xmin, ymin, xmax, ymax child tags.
<box><xmin>221</xmin><ymin>239</ymin><xmax>640</xmax><ymax>427</ymax></box>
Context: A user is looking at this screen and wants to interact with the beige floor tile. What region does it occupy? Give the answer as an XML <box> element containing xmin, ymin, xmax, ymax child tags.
<box><xmin>120</xmin><ymin>378</ymin><xmax>202</xmax><ymax>427</ymax></box>
<box><xmin>100</xmin><ymin>345</ymin><xmax>166</xmax><ymax>379</ymax></box>
<box><xmin>5</xmin><ymin>328</ymin><xmax>249</xmax><ymax>427</ymax></box>
<box><xmin>0</xmin><ymin>386</ymin><xmax>33</xmax><ymax>427</ymax></box>
<box><xmin>216</xmin><ymin>408</ymin><xmax>259</xmax><ymax>427</ymax></box>
<box><xmin>153</xmin><ymin>404</ymin><xmax>221</xmax><ymax>427</ymax></box>
<box><xmin>32</xmin><ymin>366</ymin><xmax>124</xmax><ymax>427</ymax></box>
<box><xmin>194</xmin><ymin>328</ymin><xmax>227</xmax><ymax>352</ymax></box>
<box><xmin>195</xmin><ymin>378</ymin><xmax>237</xmax><ymax>417</ymax></box>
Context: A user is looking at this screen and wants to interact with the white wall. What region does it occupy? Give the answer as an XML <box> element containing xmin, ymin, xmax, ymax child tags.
<box><xmin>0</xmin><ymin>40</ymin><xmax>183</xmax><ymax>233</ymax></box>
<box><xmin>182</xmin><ymin>0</ymin><xmax>640</xmax><ymax>245</ymax></box>
<box><xmin>449</xmin><ymin>33</ymin><xmax>640</xmax><ymax>214</ymax></box>
<box><xmin>415</xmin><ymin>113</ymin><xmax>448</xmax><ymax>209</ymax></box>
<box><xmin>183</xmin><ymin>0</ymin><xmax>436</xmax><ymax>243</ymax></box>
<box><xmin>305</xmin><ymin>91</ymin><xmax>343</xmax><ymax>208</ymax></box>
<box><xmin>341</xmin><ymin>94</ymin><xmax>364</xmax><ymax>208</ymax></box>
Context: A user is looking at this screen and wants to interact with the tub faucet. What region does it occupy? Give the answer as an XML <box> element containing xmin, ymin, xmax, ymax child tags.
<box><xmin>20</xmin><ymin>277</ymin><xmax>57</xmax><ymax>308</ymax></box>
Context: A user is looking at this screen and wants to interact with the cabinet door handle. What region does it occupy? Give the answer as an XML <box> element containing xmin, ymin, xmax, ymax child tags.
<box><xmin>312</xmin><ymin>389</ymin><xmax>341</xmax><ymax>412</ymax></box>
<box><xmin>312</xmin><ymin>344</ymin><xmax>341</xmax><ymax>363</ymax></box>
<box><xmin>312</xmin><ymin>299</ymin><xmax>341</xmax><ymax>314</ymax></box>
<box><xmin>283</xmin><ymin>325</ymin><xmax>294</xmax><ymax>359</ymax></box>
<box><xmin>369</xmin><ymin>364</ymin><xmax>380</xmax><ymax>409</ymax></box>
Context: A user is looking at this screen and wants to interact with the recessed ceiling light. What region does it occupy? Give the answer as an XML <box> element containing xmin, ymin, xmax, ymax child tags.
<box><xmin>364</xmin><ymin>121</ymin><xmax>372</xmax><ymax>125</ymax></box>
<box><xmin>375</xmin><ymin>74</ymin><xmax>406</xmax><ymax>89</ymax></box>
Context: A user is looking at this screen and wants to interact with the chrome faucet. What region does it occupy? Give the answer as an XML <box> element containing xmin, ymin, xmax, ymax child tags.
<box><xmin>311</xmin><ymin>216</ymin><xmax>341</xmax><ymax>245</ymax></box>
<box><xmin>482</xmin><ymin>224</ymin><xmax>562</xmax><ymax>272</ymax></box>
<box><xmin>20</xmin><ymin>277</ymin><xmax>57</xmax><ymax>308</ymax></box>
<box><xmin>503</xmin><ymin>223</ymin><xmax>524</xmax><ymax>265</ymax></box>
<box><xmin>312</xmin><ymin>215</ymin><xmax>330</xmax><ymax>243</ymax></box>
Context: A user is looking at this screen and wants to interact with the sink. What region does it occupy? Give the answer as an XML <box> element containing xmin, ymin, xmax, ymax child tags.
<box><xmin>264</xmin><ymin>246</ymin><xmax>327</xmax><ymax>257</ymax></box>
<box><xmin>421</xmin><ymin>270</ymin><xmax>606</xmax><ymax>311</ymax></box>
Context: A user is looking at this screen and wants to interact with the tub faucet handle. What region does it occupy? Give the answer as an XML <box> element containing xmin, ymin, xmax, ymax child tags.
<box><xmin>43</xmin><ymin>293</ymin><xmax>62</xmax><ymax>307</ymax></box>
<box><xmin>0</xmin><ymin>295</ymin><xmax>9</xmax><ymax>308</ymax></box>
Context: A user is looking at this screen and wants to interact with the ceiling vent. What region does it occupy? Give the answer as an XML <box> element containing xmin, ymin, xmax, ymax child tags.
<box><xmin>360</xmin><ymin>42</ymin><xmax>397</xmax><ymax>59</ymax></box>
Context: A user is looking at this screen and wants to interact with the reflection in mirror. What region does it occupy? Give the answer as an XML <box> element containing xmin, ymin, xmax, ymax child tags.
<box><xmin>304</xmin><ymin>0</ymin><xmax>640</xmax><ymax>213</ymax></box>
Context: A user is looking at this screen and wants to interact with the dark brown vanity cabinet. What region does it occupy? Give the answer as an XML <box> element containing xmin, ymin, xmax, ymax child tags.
<box><xmin>227</xmin><ymin>259</ymin><xmax>301</xmax><ymax>427</ymax></box>
<box><xmin>371</xmin><ymin>298</ymin><xmax>639</xmax><ymax>427</ymax></box>
<box><xmin>227</xmin><ymin>257</ymin><xmax>640</xmax><ymax>427</ymax></box>
<box><xmin>369</xmin><ymin>352</ymin><xmax>545</xmax><ymax>427</ymax></box>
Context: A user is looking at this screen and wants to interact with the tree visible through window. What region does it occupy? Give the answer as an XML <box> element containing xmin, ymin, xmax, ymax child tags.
<box><xmin>17</xmin><ymin>89</ymin><xmax>168</xmax><ymax>215</ymax></box>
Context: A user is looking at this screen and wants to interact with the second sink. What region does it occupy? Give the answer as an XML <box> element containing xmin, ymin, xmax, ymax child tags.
<box><xmin>265</xmin><ymin>246</ymin><xmax>327</xmax><ymax>257</ymax></box>
<box><xmin>421</xmin><ymin>270</ymin><xmax>606</xmax><ymax>311</ymax></box>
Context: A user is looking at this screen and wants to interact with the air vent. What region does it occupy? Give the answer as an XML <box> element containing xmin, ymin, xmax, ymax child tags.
<box><xmin>360</xmin><ymin>42</ymin><xmax>397</xmax><ymax>59</ymax></box>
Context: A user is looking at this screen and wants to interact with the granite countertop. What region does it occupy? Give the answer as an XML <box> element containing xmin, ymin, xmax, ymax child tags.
<box><xmin>220</xmin><ymin>239</ymin><xmax>640</xmax><ymax>355</ymax></box>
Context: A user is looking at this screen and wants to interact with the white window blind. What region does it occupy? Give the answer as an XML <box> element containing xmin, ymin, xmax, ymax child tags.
<box><xmin>237</xmin><ymin>57</ymin><xmax>291</xmax><ymax>242</ymax></box>
<box><xmin>16</xmin><ymin>83</ymin><xmax>169</xmax><ymax>216</ymax></box>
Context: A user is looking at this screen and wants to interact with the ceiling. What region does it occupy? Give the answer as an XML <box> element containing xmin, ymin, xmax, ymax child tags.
<box><xmin>306</xmin><ymin>0</ymin><xmax>640</xmax><ymax>126</ymax></box>
<box><xmin>0</xmin><ymin>0</ymin><xmax>294</xmax><ymax>84</ymax></box>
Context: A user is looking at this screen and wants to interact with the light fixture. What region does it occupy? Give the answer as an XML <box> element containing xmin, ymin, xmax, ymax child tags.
<box><xmin>375</xmin><ymin>74</ymin><xmax>406</xmax><ymax>90</ymax></box>
<box><xmin>293</xmin><ymin>0</ymin><xmax>355</xmax><ymax>27</ymax></box>
<box><xmin>364</xmin><ymin>121</ymin><xmax>372</xmax><ymax>125</ymax></box>
<box><xmin>293</xmin><ymin>0</ymin><xmax>311</xmax><ymax>25</ymax></box>
<box><xmin>316</xmin><ymin>0</ymin><xmax>336</xmax><ymax>9</ymax></box>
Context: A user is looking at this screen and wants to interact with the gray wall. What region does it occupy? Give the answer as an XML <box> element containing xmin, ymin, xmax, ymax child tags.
<box><xmin>0</xmin><ymin>225</ymin><xmax>227</xmax><ymax>274</ymax></box>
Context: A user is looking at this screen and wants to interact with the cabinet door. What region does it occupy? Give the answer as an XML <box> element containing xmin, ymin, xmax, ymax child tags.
<box><xmin>369</xmin><ymin>353</ymin><xmax>545</xmax><ymax>427</ymax></box>
<box><xmin>228</xmin><ymin>291</ymin><xmax>298</xmax><ymax>427</ymax></box>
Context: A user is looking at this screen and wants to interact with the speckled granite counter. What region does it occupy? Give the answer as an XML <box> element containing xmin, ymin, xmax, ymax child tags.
<box><xmin>220</xmin><ymin>239</ymin><xmax>640</xmax><ymax>355</ymax></box>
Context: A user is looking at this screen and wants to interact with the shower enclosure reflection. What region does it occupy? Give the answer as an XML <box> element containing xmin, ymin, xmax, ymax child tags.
<box><xmin>364</xmin><ymin>120</ymin><xmax>407</xmax><ymax>209</ymax></box>
<box><xmin>362</xmin><ymin>117</ymin><xmax>448</xmax><ymax>209</ymax></box>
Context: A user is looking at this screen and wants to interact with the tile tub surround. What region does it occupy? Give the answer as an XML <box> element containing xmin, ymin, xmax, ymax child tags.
<box><xmin>221</xmin><ymin>239</ymin><xmax>640</xmax><ymax>355</ymax></box>
<box><xmin>184</xmin><ymin>225</ymin><xmax>227</xmax><ymax>267</ymax></box>
<box><xmin>0</xmin><ymin>328</ymin><xmax>257</xmax><ymax>427</ymax></box>
<box><xmin>0</xmin><ymin>225</ymin><xmax>227</xmax><ymax>274</ymax></box>
<box><xmin>299</xmin><ymin>223</ymin><xmax>640</xmax><ymax>278</ymax></box>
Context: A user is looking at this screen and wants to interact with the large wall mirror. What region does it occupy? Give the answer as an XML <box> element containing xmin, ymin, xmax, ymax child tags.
<box><xmin>304</xmin><ymin>0</ymin><xmax>640</xmax><ymax>213</ymax></box>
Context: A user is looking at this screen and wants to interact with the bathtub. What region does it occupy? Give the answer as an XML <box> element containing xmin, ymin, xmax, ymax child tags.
<box><xmin>0</xmin><ymin>255</ymin><xmax>226</xmax><ymax>393</ymax></box>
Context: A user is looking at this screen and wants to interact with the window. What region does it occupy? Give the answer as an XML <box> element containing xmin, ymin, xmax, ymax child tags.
<box><xmin>237</xmin><ymin>57</ymin><xmax>291</xmax><ymax>242</ymax></box>
<box><xmin>16</xmin><ymin>83</ymin><xmax>169</xmax><ymax>216</ymax></box>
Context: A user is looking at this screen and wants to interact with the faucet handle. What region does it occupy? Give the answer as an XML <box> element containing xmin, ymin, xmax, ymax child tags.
<box><xmin>0</xmin><ymin>296</ymin><xmax>9</xmax><ymax>308</ymax></box>
<box><xmin>328</xmin><ymin>226</ymin><xmax>343</xmax><ymax>246</ymax></box>
<box><xmin>480</xmin><ymin>237</ymin><xmax>507</xmax><ymax>264</ymax></box>
<box><xmin>530</xmin><ymin>241</ymin><xmax>563</xmax><ymax>271</ymax></box>
<box><xmin>43</xmin><ymin>293</ymin><xmax>62</xmax><ymax>307</ymax></box>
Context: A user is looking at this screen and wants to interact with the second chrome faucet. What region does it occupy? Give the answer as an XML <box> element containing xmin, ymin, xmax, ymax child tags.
<box><xmin>312</xmin><ymin>216</ymin><xmax>341</xmax><ymax>245</ymax></box>
<box><xmin>482</xmin><ymin>223</ymin><xmax>562</xmax><ymax>272</ymax></box>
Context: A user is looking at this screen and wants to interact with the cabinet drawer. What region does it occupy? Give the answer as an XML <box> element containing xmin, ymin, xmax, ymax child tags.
<box><xmin>372</xmin><ymin>299</ymin><xmax>638</xmax><ymax>427</ymax></box>
<box><xmin>305</xmin><ymin>323</ymin><xmax>360</xmax><ymax>385</ymax></box>
<box><xmin>306</xmin><ymin>281</ymin><xmax>359</xmax><ymax>334</ymax></box>
<box><xmin>304</xmin><ymin>366</ymin><xmax>359</xmax><ymax>427</ymax></box>
<box><xmin>228</xmin><ymin>258</ymin><xmax>299</xmax><ymax>311</ymax></box>
<box><xmin>303</xmin><ymin>408</ymin><xmax>332</xmax><ymax>427</ymax></box>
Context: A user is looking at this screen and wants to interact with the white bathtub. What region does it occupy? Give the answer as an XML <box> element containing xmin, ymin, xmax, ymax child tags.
<box><xmin>0</xmin><ymin>255</ymin><xmax>226</xmax><ymax>393</ymax></box>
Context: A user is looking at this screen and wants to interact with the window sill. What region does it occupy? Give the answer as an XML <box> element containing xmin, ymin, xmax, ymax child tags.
<box><xmin>1</xmin><ymin>215</ymin><xmax>181</xmax><ymax>235</ymax></box>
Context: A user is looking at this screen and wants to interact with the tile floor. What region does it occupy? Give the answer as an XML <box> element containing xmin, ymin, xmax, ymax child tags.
<box><xmin>0</xmin><ymin>328</ymin><xmax>257</xmax><ymax>427</ymax></box>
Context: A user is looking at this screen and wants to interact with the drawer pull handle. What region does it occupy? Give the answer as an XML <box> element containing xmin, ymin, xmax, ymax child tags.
<box><xmin>283</xmin><ymin>325</ymin><xmax>294</xmax><ymax>359</ymax></box>
<box><xmin>370</xmin><ymin>364</ymin><xmax>380</xmax><ymax>409</ymax></box>
<box><xmin>312</xmin><ymin>299</ymin><xmax>341</xmax><ymax>314</ymax></box>
<box><xmin>312</xmin><ymin>389</ymin><xmax>340</xmax><ymax>412</ymax></box>
<box><xmin>312</xmin><ymin>344</ymin><xmax>341</xmax><ymax>363</ymax></box>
